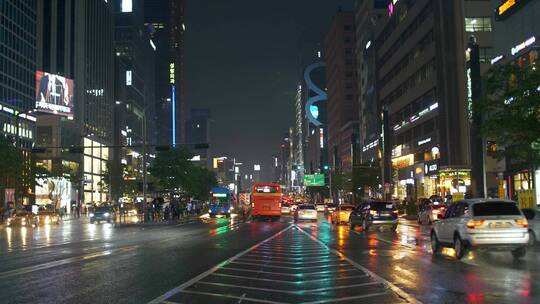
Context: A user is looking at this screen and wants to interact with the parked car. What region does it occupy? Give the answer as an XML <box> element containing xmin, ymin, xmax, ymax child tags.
<box><xmin>418</xmin><ymin>202</ymin><xmax>447</xmax><ymax>225</ymax></box>
<box><xmin>331</xmin><ymin>205</ymin><xmax>355</xmax><ymax>225</ymax></box>
<box><xmin>281</xmin><ymin>203</ymin><xmax>291</xmax><ymax>215</ymax></box>
<box><xmin>294</xmin><ymin>204</ymin><xmax>318</xmax><ymax>222</ymax></box>
<box><xmin>431</xmin><ymin>199</ymin><xmax>529</xmax><ymax>260</ymax></box>
<box><xmin>36</xmin><ymin>210</ymin><xmax>60</xmax><ymax>225</ymax></box>
<box><xmin>349</xmin><ymin>201</ymin><xmax>398</xmax><ymax>231</ymax></box>
<box><xmin>89</xmin><ymin>206</ymin><xmax>115</xmax><ymax>224</ymax></box>
<box><xmin>521</xmin><ymin>208</ymin><xmax>540</xmax><ymax>246</ymax></box>
<box><xmin>6</xmin><ymin>210</ymin><xmax>38</xmax><ymax>227</ymax></box>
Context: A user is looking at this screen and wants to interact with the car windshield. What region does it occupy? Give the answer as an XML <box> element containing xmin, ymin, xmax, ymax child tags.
<box><xmin>473</xmin><ymin>202</ymin><xmax>521</xmax><ymax>216</ymax></box>
<box><xmin>327</xmin><ymin>204</ymin><xmax>336</xmax><ymax>208</ymax></box>
<box><xmin>370</xmin><ymin>202</ymin><xmax>395</xmax><ymax>210</ymax></box>
<box><xmin>299</xmin><ymin>205</ymin><xmax>315</xmax><ymax>210</ymax></box>
<box><xmin>96</xmin><ymin>207</ymin><xmax>112</xmax><ymax>212</ymax></box>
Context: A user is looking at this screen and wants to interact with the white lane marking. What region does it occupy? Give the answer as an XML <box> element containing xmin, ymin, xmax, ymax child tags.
<box><xmin>249</xmin><ymin>250</ymin><xmax>330</xmax><ymax>257</ymax></box>
<box><xmin>234</xmin><ymin>257</ymin><xmax>340</xmax><ymax>265</ymax></box>
<box><xmin>221</xmin><ymin>267</ymin><xmax>360</xmax><ymax>277</ymax></box>
<box><xmin>230</xmin><ymin>261</ymin><xmax>348</xmax><ymax>270</ymax></box>
<box><xmin>177</xmin><ymin>290</ymin><xmax>287</xmax><ymax>304</ymax></box>
<box><xmin>161</xmin><ymin>301</ymin><xmax>182</xmax><ymax>304</ymax></box>
<box><xmin>300</xmin><ymin>292</ymin><xmax>390</xmax><ymax>304</ymax></box>
<box><xmin>195</xmin><ymin>281</ymin><xmax>301</xmax><ymax>295</ymax></box>
<box><xmin>146</xmin><ymin>225</ymin><xmax>294</xmax><ymax>304</ymax></box>
<box><xmin>0</xmin><ymin>245</ymin><xmax>137</xmax><ymax>279</ymax></box>
<box><xmin>196</xmin><ymin>280</ymin><xmax>380</xmax><ymax>295</ymax></box>
<box><xmin>242</xmin><ymin>253</ymin><xmax>333</xmax><ymax>261</ymax></box>
<box><xmin>295</xmin><ymin>225</ymin><xmax>422</xmax><ymax>304</ymax></box>
<box><xmin>210</xmin><ymin>272</ymin><xmax>368</xmax><ymax>284</ymax></box>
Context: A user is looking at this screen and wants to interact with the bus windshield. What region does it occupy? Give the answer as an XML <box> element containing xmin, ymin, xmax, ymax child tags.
<box><xmin>210</xmin><ymin>196</ymin><xmax>230</xmax><ymax>206</ymax></box>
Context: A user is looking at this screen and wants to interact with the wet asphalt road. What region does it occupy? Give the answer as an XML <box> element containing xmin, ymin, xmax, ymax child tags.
<box><xmin>0</xmin><ymin>214</ymin><xmax>539</xmax><ymax>304</ymax></box>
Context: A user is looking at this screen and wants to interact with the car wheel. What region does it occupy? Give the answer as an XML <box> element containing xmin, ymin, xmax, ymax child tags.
<box><xmin>431</xmin><ymin>231</ymin><xmax>441</xmax><ymax>255</ymax></box>
<box><xmin>512</xmin><ymin>246</ymin><xmax>527</xmax><ymax>259</ymax></box>
<box><xmin>454</xmin><ymin>235</ymin><xmax>467</xmax><ymax>260</ymax></box>
<box><xmin>528</xmin><ymin>230</ymin><xmax>536</xmax><ymax>246</ymax></box>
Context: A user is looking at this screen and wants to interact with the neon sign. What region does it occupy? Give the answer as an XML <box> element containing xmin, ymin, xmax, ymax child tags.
<box><xmin>511</xmin><ymin>36</ymin><xmax>536</xmax><ymax>56</ymax></box>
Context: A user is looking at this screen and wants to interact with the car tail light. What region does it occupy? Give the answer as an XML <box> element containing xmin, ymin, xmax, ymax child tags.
<box><xmin>515</xmin><ymin>219</ymin><xmax>528</xmax><ymax>228</ymax></box>
<box><xmin>466</xmin><ymin>220</ymin><xmax>485</xmax><ymax>229</ymax></box>
<box><xmin>251</xmin><ymin>203</ymin><xmax>254</xmax><ymax>208</ymax></box>
<box><xmin>369</xmin><ymin>210</ymin><xmax>377</xmax><ymax>215</ymax></box>
<box><xmin>279</xmin><ymin>203</ymin><xmax>281</xmax><ymax>208</ymax></box>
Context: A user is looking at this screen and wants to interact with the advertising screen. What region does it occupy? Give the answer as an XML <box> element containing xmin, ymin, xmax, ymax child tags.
<box><xmin>35</xmin><ymin>71</ymin><xmax>74</xmax><ymax>119</ymax></box>
<box><xmin>304</xmin><ymin>174</ymin><xmax>325</xmax><ymax>187</ymax></box>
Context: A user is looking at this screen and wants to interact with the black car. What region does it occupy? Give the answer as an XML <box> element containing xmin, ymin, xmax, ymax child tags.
<box><xmin>90</xmin><ymin>206</ymin><xmax>114</xmax><ymax>224</ymax></box>
<box><xmin>349</xmin><ymin>201</ymin><xmax>398</xmax><ymax>231</ymax></box>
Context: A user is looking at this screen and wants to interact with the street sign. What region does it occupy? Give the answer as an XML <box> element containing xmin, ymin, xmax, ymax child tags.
<box><xmin>304</xmin><ymin>174</ymin><xmax>325</xmax><ymax>187</ymax></box>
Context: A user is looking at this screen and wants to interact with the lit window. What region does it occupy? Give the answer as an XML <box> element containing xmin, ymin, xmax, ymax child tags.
<box><xmin>465</xmin><ymin>17</ymin><xmax>492</xmax><ymax>32</ymax></box>
<box><xmin>121</xmin><ymin>0</ymin><xmax>132</xmax><ymax>12</ymax></box>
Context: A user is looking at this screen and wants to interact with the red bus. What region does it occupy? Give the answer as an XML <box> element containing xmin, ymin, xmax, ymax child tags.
<box><xmin>251</xmin><ymin>184</ymin><xmax>283</xmax><ymax>219</ymax></box>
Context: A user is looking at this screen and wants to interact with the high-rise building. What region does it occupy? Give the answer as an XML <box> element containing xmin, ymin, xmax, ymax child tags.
<box><xmin>355</xmin><ymin>0</ymin><xmax>387</xmax><ymax>169</ymax></box>
<box><xmin>325</xmin><ymin>11</ymin><xmax>358</xmax><ymax>174</ymax></box>
<box><xmin>376</xmin><ymin>0</ymin><xmax>470</xmax><ymax>201</ymax></box>
<box><xmin>186</xmin><ymin>108</ymin><xmax>212</xmax><ymax>168</ymax></box>
<box><xmin>0</xmin><ymin>0</ymin><xmax>37</xmax><ymax>205</ymax></box>
<box><xmin>36</xmin><ymin>0</ymin><xmax>115</xmax><ymax>206</ymax></box>
<box><xmin>144</xmin><ymin>0</ymin><xmax>186</xmax><ymax>146</ymax></box>
<box><xmin>113</xmin><ymin>0</ymin><xmax>157</xmax><ymax>202</ymax></box>
<box><xmin>489</xmin><ymin>0</ymin><xmax>540</xmax><ymax>201</ymax></box>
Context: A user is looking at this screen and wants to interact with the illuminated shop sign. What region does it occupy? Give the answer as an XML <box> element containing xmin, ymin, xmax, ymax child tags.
<box><xmin>393</xmin><ymin>102</ymin><xmax>438</xmax><ymax>132</ymax></box>
<box><xmin>424</xmin><ymin>162</ymin><xmax>439</xmax><ymax>175</ymax></box>
<box><xmin>491</xmin><ymin>55</ymin><xmax>504</xmax><ymax>65</ymax></box>
<box><xmin>319</xmin><ymin>128</ymin><xmax>324</xmax><ymax>148</ymax></box>
<box><xmin>511</xmin><ymin>36</ymin><xmax>536</xmax><ymax>56</ymax></box>
<box><xmin>363</xmin><ymin>139</ymin><xmax>379</xmax><ymax>152</ymax></box>
<box><xmin>497</xmin><ymin>0</ymin><xmax>531</xmax><ymax>20</ymax></box>
<box><xmin>417</xmin><ymin>137</ymin><xmax>432</xmax><ymax>146</ymax></box>
<box><xmin>169</xmin><ymin>63</ymin><xmax>175</xmax><ymax>84</ymax></box>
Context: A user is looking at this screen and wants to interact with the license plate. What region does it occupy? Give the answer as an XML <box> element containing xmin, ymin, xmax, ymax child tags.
<box><xmin>488</xmin><ymin>222</ymin><xmax>511</xmax><ymax>228</ymax></box>
<box><xmin>263</xmin><ymin>206</ymin><xmax>270</xmax><ymax>210</ymax></box>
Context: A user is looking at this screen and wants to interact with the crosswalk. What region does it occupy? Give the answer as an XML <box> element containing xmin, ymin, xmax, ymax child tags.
<box><xmin>149</xmin><ymin>224</ymin><xmax>414</xmax><ymax>304</ymax></box>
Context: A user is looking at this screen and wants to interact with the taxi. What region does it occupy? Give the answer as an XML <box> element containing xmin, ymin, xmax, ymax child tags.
<box><xmin>331</xmin><ymin>205</ymin><xmax>355</xmax><ymax>225</ymax></box>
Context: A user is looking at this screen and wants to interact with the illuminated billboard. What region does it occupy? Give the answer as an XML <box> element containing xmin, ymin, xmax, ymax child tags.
<box><xmin>35</xmin><ymin>71</ymin><xmax>74</xmax><ymax>119</ymax></box>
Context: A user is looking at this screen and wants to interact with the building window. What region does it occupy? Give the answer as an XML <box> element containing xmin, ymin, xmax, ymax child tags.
<box><xmin>479</xmin><ymin>47</ymin><xmax>493</xmax><ymax>63</ymax></box>
<box><xmin>465</xmin><ymin>17</ymin><xmax>492</xmax><ymax>32</ymax></box>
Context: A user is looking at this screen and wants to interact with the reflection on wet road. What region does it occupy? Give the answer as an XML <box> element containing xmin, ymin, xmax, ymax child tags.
<box><xmin>0</xmin><ymin>214</ymin><xmax>539</xmax><ymax>303</ymax></box>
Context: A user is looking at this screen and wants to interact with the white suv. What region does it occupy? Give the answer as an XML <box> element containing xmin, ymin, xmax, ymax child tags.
<box><xmin>431</xmin><ymin>199</ymin><xmax>529</xmax><ymax>260</ymax></box>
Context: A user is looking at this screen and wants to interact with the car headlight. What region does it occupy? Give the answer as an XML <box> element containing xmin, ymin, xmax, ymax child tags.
<box><xmin>208</xmin><ymin>209</ymin><xmax>212</xmax><ymax>213</ymax></box>
<box><xmin>104</xmin><ymin>212</ymin><xmax>110</xmax><ymax>217</ymax></box>
<box><xmin>89</xmin><ymin>213</ymin><xmax>95</xmax><ymax>217</ymax></box>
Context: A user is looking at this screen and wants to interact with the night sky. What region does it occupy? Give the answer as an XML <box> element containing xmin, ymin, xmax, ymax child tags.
<box><xmin>185</xmin><ymin>0</ymin><xmax>354</xmax><ymax>182</ymax></box>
